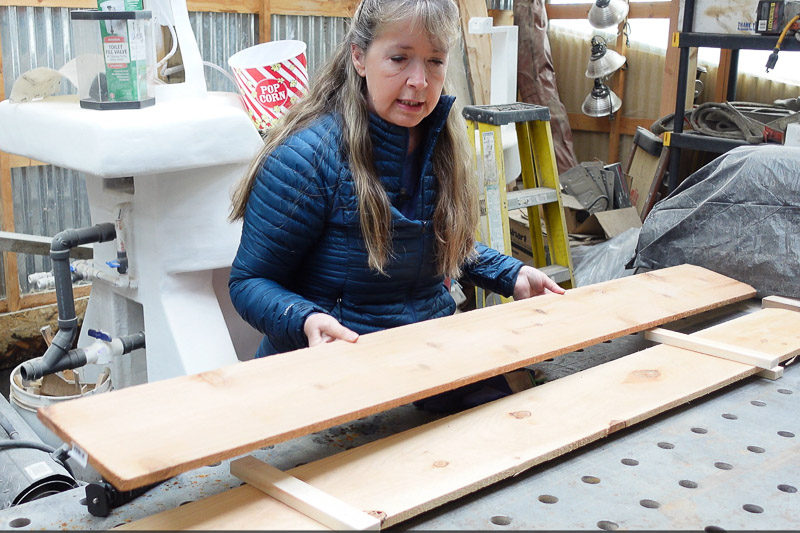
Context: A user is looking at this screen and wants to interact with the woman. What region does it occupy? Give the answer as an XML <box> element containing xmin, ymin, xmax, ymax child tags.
<box><xmin>229</xmin><ymin>0</ymin><xmax>564</xmax><ymax>365</ymax></box>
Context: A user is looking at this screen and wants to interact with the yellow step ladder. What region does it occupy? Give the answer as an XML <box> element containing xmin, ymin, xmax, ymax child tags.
<box><xmin>463</xmin><ymin>103</ymin><xmax>574</xmax><ymax>307</ymax></box>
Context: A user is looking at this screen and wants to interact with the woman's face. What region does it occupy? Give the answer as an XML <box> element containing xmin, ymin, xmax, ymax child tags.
<box><xmin>351</xmin><ymin>20</ymin><xmax>449</xmax><ymax>129</ymax></box>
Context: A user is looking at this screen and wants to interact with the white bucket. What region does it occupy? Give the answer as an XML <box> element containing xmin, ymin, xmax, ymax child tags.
<box><xmin>9</xmin><ymin>363</ymin><xmax>112</xmax><ymax>450</ymax></box>
<box><xmin>228</xmin><ymin>40</ymin><xmax>309</xmax><ymax>131</ymax></box>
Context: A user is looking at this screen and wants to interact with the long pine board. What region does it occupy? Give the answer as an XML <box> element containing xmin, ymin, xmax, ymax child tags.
<box><xmin>38</xmin><ymin>265</ymin><xmax>754</xmax><ymax>490</ymax></box>
<box><xmin>122</xmin><ymin>307</ymin><xmax>800</xmax><ymax>530</ymax></box>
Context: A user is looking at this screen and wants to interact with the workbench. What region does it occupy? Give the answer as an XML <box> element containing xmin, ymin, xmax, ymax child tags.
<box><xmin>1</xmin><ymin>298</ymin><xmax>797</xmax><ymax>530</ymax></box>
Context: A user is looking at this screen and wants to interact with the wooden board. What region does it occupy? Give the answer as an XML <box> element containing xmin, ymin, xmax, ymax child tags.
<box><xmin>122</xmin><ymin>307</ymin><xmax>800</xmax><ymax>530</ymax></box>
<box><xmin>38</xmin><ymin>265</ymin><xmax>754</xmax><ymax>490</ymax></box>
<box><xmin>457</xmin><ymin>0</ymin><xmax>492</xmax><ymax>105</ymax></box>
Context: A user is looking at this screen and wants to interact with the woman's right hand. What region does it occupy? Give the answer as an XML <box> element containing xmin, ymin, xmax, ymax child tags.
<box><xmin>304</xmin><ymin>312</ymin><xmax>360</xmax><ymax>347</ymax></box>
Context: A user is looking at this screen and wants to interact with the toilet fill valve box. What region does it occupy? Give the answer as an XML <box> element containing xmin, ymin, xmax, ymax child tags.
<box><xmin>70</xmin><ymin>8</ymin><xmax>156</xmax><ymax>109</ymax></box>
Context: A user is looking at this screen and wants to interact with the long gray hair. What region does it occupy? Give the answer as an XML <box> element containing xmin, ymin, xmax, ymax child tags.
<box><xmin>230</xmin><ymin>0</ymin><xmax>477</xmax><ymax>278</ymax></box>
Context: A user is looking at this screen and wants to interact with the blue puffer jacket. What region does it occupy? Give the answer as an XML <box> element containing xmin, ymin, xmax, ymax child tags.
<box><xmin>230</xmin><ymin>96</ymin><xmax>523</xmax><ymax>357</ymax></box>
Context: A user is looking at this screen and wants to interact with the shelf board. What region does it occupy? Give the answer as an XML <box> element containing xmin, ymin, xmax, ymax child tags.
<box><xmin>677</xmin><ymin>32</ymin><xmax>800</xmax><ymax>51</ymax></box>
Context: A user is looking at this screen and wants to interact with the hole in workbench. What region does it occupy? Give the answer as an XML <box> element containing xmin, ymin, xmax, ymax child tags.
<box><xmin>112</xmin><ymin>524</ymin><xmax>126</xmax><ymax>529</ymax></box>
<box><xmin>490</xmin><ymin>515</ymin><xmax>512</xmax><ymax>526</ymax></box>
<box><xmin>679</xmin><ymin>480</ymin><xmax>699</xmax><ymax>489</ymax></box>
<box><xmin>545</xmin><ymin>358</ymin><xmax>554</xmax><ymax>362</ymax></box>
<box><xmin>691</xmin><ymin>427</ymin><xmax>708</xmax><ymax>434</ymax></box>
<box><xmin>621</xmin><ymin>458</ymin><xmax>639</xmax><ymax>466</ymax></box>
<box><xmin>722</xmin><ymin>413</ymin><xmax>738</xmax><ymax>420</ymax></box>
<box><xmin>603</xmin><ymin>340</ymin><xmax>612</xmax><ymax>343</ymax></box>
<box><xmin>581</xmin><ymin>475</ymin><xmax>601</xmax><ymax>484</ymax></box>
<box><xmin>747</xmin><ymin>445</ymin><xmax>766</xmax><ymax>453</ymax></box>
<box><xmin>778</xmin><ymin>431</ymin><xmax>795</xmax><ymax>438</ymax></box>
<box><xmin>657</xmin><ymin>442</ymin><xmax>675</xmax><ymax>449</ymax></box>
<box><xmin>715</xmin><ymin>462</ymin><xmax>733</xmax><ymax>470</ymax></box>
<box><xmin>576</xmin><ymin>349</ymin><xmax>584</xmax><ymax>352</ymax></box>
<box><xmin>538</xmin><ymin>494</ymin><xmax>558</xmax><ymax>504</ymax></box>
<box><xmin>9</xmin><ymin>518</ymin><xmax>30</xmax><ymax>528</ymax></box>
<box><xmin>597</xmin><ymin>520</ymin><xmax>619</xmax><ymax>530</ymax></box>
<box><xmin>751</xmin><ymin>400</ymin><xmax>767</xmax><ymax>407</ymax></box>
<box><xmin>777</xmin><ymin>388</ymin><xmax>793</xmax><ymax>394</ymax></box>
<box><xmin>206</xmin><ymin>462</ymin><xmax>222</xmax><ymax>467</ymax></box>
<box><xmin>704</xmin><ymin>526</ymin><xmax>726</xmax><ymax>532</ymax></box>
<box><xmin>79</xmin><ymin>498</ymin><xmax>87</xmax><ymax>506</ymax></box>
<box><xmin>640</xmin><ymin>499</ymin><xmax>660</xmax><ymax>509</ymax></box>
<box><xmin>778</xmin><ymin>484</ymin><xmax>797</xmax><ymax>493</ymax></box>
<box><xmin>742</xmin><ymin>504</ymin><xmax>764</xmax><ymax>513</ymax></box>
<box><xmin>179</xmin><ymin>501</ymin><xmax>194</xmax><ymax>506</ymax></box>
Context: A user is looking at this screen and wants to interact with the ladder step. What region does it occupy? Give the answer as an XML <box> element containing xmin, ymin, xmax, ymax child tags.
<box><xmin>462</xmin><ymin>103</ymin><xmax>551</xmax><ymax>125</ymax></box>
<box><xmin>507</xmin><ymin>188</ymin><xmax>558</xmax><ymax>210</ymax></box>
<box><xmin>539</xmin><ymin>264</ymin><xmax>572</xmax><ymax>284</ymax></box>
<box><xmin>478</xmin><ymin>187</ymin><xmax>558</xmax><ymax>216</ymax></box>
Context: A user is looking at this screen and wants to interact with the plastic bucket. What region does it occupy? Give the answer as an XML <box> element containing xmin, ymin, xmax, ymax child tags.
<box><xmin>228</xmin><ymin>40</ymin><xmax>309</xmax><ymax>131</ymax></box>
<box><xmin>9</xmin><ymin>363</ymin><xmax>112</xmax><ymax>450</ymax></box>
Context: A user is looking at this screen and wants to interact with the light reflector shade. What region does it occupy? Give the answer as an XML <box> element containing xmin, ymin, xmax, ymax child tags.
<box><xmin>588</xmin><ymin>0</ymin><xmax>629</xmax><ymax>29</ymax></box>
<box><xmin>582</xmin><ymin>79</ymin><xmax>622</xmax><ymax>117</ymax></box>
<box><xmin>585</xmin><ymin>36</ymin><xmax>627</xmax><ymax>78</ymax></box>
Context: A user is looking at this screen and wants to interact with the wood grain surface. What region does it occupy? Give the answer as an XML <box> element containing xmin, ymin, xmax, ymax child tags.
<box><xmin>39</xmin><ymin>265</ymin><xmax>754</xmax><ymax>490</ymax></box>
<box><xmin>122</xmin><ymin>307</ymin><xmax>800</xmax><ymax>530</ymax></box>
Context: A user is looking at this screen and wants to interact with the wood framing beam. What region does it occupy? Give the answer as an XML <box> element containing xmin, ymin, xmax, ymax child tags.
<box><xmin>546</xmin><ymin>2</ymin><xmax>671</xmax><ymax>20</ymax></box>
<box><xmin>458</xmin><ymin>0</ymin><xmax>492</xmax><ymax>105</ymax></box>
<box><xmin>270</xmin><ymin>0</ymin><xmax>356</xmax><ymax>17</ymax></box>
<box><xmin>658</xmin><ymin>0</ymin><xmax>684</xmax><ymax>119</ymax></box>
<box><xmin>122</xmin><ymin>308</ymin><xmax>800</xmax><ymax>530</ymax></box>
<box><xmin>231</xmin><ymin>456</ymin><xmax>380</xmax><ymax>531</ymax></box>
<box><xmin>568</xmin><ymin>113</ymin><xmax>654</xmax><ymax>136</ymax></box>
<box><xmin>259</xmin><ymin>0</ymin><xmax>271</xmax><ymax>42</ymax></box>
<box><xmin>39</xmin><ymin>265</ymin><xmax>755</xmax><ymax>491</ymax></box>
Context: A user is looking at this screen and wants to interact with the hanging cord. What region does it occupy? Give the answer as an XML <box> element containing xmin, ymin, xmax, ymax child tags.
<box><xmin>765</xmin><ymin>14</ymin><xmax>800</xmax><ymax>72</ymax></box>
<box><xmin>689</xmin><ymin>102</ymin><xmax>765</xmax><ymax>143</ymax></box>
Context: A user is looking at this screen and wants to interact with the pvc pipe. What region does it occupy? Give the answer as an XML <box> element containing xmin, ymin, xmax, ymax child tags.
<box><xmin>20</xmin><ymin>223</ymin><xmax>116</xmax><ymax>381</ymax></box>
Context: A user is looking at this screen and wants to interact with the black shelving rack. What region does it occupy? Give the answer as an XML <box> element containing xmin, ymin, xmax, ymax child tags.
<box><xmin>666</xmin><ymin>0</ymin><xmax>800</xmax><ymax>191</ymax></box>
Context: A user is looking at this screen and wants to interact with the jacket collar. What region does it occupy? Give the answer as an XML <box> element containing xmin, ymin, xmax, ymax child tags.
<box><xmin>367</xmin><ymin>95</ymin><xmax>457</xmax><ymax>160</ymax></box>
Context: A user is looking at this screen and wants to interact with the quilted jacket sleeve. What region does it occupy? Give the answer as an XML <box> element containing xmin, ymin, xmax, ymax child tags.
<box><xmin>461</xmin><ymin>242</ymin><xmax>524</xmax><ymax>298</ymax></box>
<box><xmin>229</xmin><ymin>125</ymin><xmax>335</xmax><ymax>353</ymax></box>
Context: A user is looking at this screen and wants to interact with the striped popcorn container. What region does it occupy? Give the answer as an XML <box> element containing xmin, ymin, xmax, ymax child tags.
<box><xmin>228</xmin><ymin>40</ymin><xmax>309</xmax><ymax>131</ymax></box>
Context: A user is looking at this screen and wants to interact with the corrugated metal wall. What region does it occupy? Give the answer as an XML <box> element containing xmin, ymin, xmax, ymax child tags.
<box><xmin>0</xmin><ymin>7</ymin><xmax>89</xmax><ymax>295</ymax></box>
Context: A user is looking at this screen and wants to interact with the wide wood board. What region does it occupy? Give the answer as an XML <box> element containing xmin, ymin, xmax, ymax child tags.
<box><xmin>39</xmin><ymin>265</ymin><xmax>754</xmax><ymax>490</ymax></box>
<box><xmin>122</xmin><ymin>307</ymin><xmax>800</xmax><ymax>529</ymax></box>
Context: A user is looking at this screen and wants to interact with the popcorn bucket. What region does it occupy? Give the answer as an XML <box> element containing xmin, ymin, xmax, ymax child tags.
<box><xmin>228</xmin><ymin>40</ymin><xmax>309</xmax><ymax>131</ymax></box>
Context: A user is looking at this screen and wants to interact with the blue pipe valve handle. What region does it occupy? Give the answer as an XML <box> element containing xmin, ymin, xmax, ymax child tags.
<box><xmin>87</xmin><ymin>329</ymin><xmax>112</xmax><ymax>343</ymax></box>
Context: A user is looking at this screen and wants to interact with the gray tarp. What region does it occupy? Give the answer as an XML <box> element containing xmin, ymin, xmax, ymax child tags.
<box><xmin>631</xmin><ymin>144</ymin><xmax>800</xmax><ymax>298</ymax></box>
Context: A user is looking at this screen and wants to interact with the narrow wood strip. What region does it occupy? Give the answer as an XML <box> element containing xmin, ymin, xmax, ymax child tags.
<box><xmin>762</xmin><ymin>295</ymin><xmax>800</xmax><ymax>312</ymax></box>
<box><xmin>39</xmin><ymin>265</ymin><xmax>755</xmax><ymax>491</ymax></box>
<box><xmin>8</xmin><ymin>154</ymin><xmax>47</xmax><ymax>168</ymax></box>
<box><xmin>122</xmin><ymin>308</ymin><xmax>800</xmax><ymax>530</ymax></box>
<box><xmin>19</xmin><ymin>284</ymin><xmax>90</xmax><ymax>309</ymax></box>
<box><xmin>231</xmin><ymin>456</ymin><xmax>380</xmax><ymax>531</ymax></box>
<box><xmin>645</xmin><ymin>327</ymin><xmax>779</xmax><ymax>369</ymax></box>
<box><xmin>757</xmin><ymin>366</ymin><xmax>783</xmax><ymax>380</ymax></box>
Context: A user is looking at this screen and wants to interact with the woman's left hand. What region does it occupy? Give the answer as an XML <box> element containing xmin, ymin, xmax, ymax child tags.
<box><xmin>513</xmin><ymin>265</ymin><xmax>567</xmax><ymax>300</ymax></box>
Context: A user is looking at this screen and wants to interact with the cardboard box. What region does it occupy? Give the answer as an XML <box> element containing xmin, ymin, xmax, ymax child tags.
<box><xmin>686</xmin><ymin>0</ymin><xmax>759</xmax><ymax>34</ymax></box>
